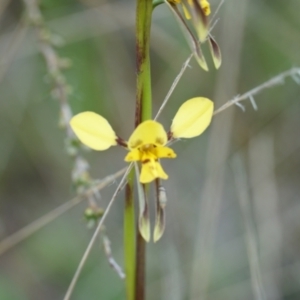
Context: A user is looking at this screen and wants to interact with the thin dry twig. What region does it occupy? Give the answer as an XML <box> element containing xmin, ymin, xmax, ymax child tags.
<box><xmin>102</xmin><ymin>234</ymin><xmax>126</xmax><ymax>279</ymax></box>
<box><xmin>63</xmin><ymin>164</ymin><xmax>133</xmax><ymax>300</ymax></box>
<box><xmin>210</xmin><ymin>0</ymin><xmax>225</xmax><ymax>26</ymax></box>
<box><xmin>154</xmin><ymin>53</ymin><xmax>193</xmax><ymax>120</ymax></box>
<box><xmin>0</xmin><ymin>168</ymin><xmax>127</xmax><ymax>256</ymax></box>
<box><xmin>213</xmin><ymin>67</ymin><xmax>300</xmax><ymax>116</ymax></box>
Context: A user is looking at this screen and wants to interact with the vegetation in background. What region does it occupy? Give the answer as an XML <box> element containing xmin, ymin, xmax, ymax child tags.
<box><xmin>0</xmin><ymin>0</ymin><xmax>300</xmax><ymax>299</ymax></box>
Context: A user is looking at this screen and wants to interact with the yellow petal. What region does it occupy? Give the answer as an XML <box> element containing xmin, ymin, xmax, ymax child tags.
<box><xmin>140</xmin><ymin>160</ymin><xmax>168</xmax><ymax>183</ymax></box>
<box><xmin>155</xmin><ymin>162</ymin><xmax>168</xmax><ymax>180</ymax></box>
<box><xmin>70</xmin><ymin>112</ymin><xmax>117</xmax><ymax>150</ymax></box>
<box><xmin>128</xmin><ymin>120</ymin><xmax>167</xmax><ymax>149</ymax></box>
<box><xmin>171</xmin><ymin>97</ymin><xmax>214</xmax><ymax>138</ymax></box>
<box><xmin>124</xmin><ymin>149</ymin><xmax>141</xmax><ymax>162</ymax></box>
<box><xmin>200</xmin><ymin>0</ymin><xmax>211</xmax><ymax>16</ymax></box>
<box><xmin>155</xmin><ymin>147</ymin><xmax>177</xmax><ymax>159</ymax></box>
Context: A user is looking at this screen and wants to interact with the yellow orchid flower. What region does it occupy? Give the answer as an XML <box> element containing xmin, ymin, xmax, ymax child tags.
<box><xmin>70</xmin><ymin>97</ymin><xmax>214</xmax><ymax>241</ymax></box>
<box><xmin>70</xmin><ymin>97</ymin><xmax>214</xmax><ymax>184</ymax></box>
<box><xmin>166</xmin><ymin>0</ymin><xmax>221</xmax><ymax>71</ymax></box>
<box><xmin>124</xmin><ymin>121</ymin><xmax>176</xmax><ymax>183</ymax></box>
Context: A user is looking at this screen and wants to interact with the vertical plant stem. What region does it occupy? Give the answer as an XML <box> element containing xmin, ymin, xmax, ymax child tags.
<box><xmin>135</xmin><ymin>0</ymin><xmax>153</xmax><ymax>125</ymax></box>
<box><xmin>135</xmin><ymin>217</ymin><xmax>147</xmax><ymax>300</ymax></box>
<box><xmin>124</xmin><ymin>0</ymin><xmax>153</xmax><ymax>298</ymax></box>
<box><xmin>124</xmin><ymin>169</ymin><xmax>136</xmax><ymax>300</ymax></box>
<box><xmin>134</xmin><ymin>1</ymin><xmax>153</xmax><ymax>300</ymax></box>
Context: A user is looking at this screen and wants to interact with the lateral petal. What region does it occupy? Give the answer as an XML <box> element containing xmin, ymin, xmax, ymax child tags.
<box><xmin>171</xmin><ymin>97</ymin><xmax>214</xmax><ymax>138</ymax></box>
<box><xmin>70</xmin><ymin>112</ymin><xmax>117</xmax><ymax>150</ymax></box>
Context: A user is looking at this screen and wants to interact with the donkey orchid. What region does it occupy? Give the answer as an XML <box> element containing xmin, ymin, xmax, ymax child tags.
<box><xmin>70</xmin><ymin>97</ymin><xmax>214</xmax><ymax>241</ymax></box>
<box><xmin>70</xmin><ymin>97</ymin><xmax>213</xmax><ymax>183</ymax></box>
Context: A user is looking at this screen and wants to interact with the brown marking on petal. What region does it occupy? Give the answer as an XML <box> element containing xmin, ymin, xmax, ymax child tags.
<box><xmin>142</xmin><ymin>159</ymin><xmax>150</xmax><ymax>164</ymax></box>
<box><xmin>130</xmin><ymin>139</ymin><xmax>143</xmax><ymax>149</ymax></box>
<box><xmin>155</xmin><ymin>137</ymin><xmax>164</xmax><ymax>145</ymax></box>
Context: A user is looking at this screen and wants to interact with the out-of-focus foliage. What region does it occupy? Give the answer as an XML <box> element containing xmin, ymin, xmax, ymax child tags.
<box><xmin>0</xmin><ymin>0</ymin><xmax>300</xmax><ymax>299</ymax></box>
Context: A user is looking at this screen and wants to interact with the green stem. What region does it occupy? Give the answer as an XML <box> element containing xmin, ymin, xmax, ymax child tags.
<box><xmin>124</xmin><ymin>169</ymin><xmax>135</xmax><ymax>300</ymax></box>
<box><xmin>152</xmin><ymin>0</ymin><xmax>165</xmax><ymax>9</ymax></box>
<box><xmin>134</xmin><ymin>1</ymin><xmax>153</xmax><ymax>300</ymax></box>
<box><xmin>135</xmin><ymin>0</ymin><xmax>153</xmax><ymax>125</ymax></box>
<box><xmin>125</xmin><ymin>0</ymin><xmax>153</xmax><ymax>297</ymax></box>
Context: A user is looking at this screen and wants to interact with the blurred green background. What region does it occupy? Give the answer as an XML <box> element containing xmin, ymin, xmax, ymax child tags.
<box><xmin>1</xmin><ymin>0</ymin><xmax>300</xmax><ymax>299</ymax></box>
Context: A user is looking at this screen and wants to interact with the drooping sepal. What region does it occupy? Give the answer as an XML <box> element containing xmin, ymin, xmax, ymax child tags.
<box><xmin>153</xmin><ymin>182</ymin><xmax>167</xmax><ymax>243</ymax></box>
<box><xmin>193</xmin><ymin>47</ymin><xmax>209</xmax><ymax>72</ymax></box>
<box><xmin>208</xmin><ymin>35</ymin><xmax>222</xmax><ymax>69</ymax></box>
<box><xmin>153</xmin><ymin>205</ymin><xmax>166</xmax><ymax>243</ymax></box>
<box><xmin>135</xmin><ymin>163</ymin><xmax>151</xmax><ymax>242</ymax></box>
